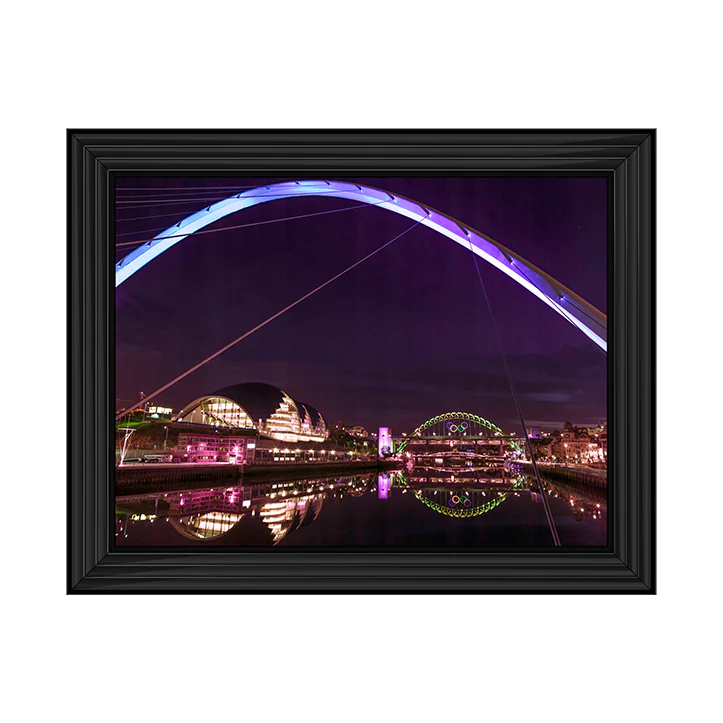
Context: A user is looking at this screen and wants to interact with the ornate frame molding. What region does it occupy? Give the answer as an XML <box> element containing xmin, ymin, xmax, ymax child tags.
<box><xmin>68</xmin><ymin>130</ymin><xmax>655</xmax><ymax>593</ymax></box>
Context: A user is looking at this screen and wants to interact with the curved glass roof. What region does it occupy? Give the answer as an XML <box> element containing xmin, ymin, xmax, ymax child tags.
<box><xmin>212</xmin><ymin>382</ymin><xmax>290</xmax><ymax>425</ymax></box>
<box><xmin>176</xmin><ymin>382</ymin><xmax>328</xmax><ymax>442</ymax></box>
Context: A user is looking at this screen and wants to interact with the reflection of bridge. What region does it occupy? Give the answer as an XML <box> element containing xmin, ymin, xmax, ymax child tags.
<box><xmin>391</xmin><ymin>471</ymin><xmax>527</xmax><ymax>518</ymax></box>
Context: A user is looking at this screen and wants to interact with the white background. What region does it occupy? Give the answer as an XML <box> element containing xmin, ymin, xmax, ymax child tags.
<box><xmin>1</xmin><ymin>1</ymin><xmax>720</xmax><ymax>721</ymax></box>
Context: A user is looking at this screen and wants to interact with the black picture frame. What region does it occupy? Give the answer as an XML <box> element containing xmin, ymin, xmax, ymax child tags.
<box><xmin>68</xmin><ymin>129</ymin><xmax>655</xmax><ymax>593</ymax></box>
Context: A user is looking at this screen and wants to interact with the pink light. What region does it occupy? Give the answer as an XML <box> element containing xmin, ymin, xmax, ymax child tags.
<box><xmin>377</xmin><ymin>474</ymin><xmax>391</xmax><ymax>499</ymax></box>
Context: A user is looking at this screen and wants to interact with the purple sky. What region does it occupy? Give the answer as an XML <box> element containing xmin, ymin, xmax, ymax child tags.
<box><xmin>115</xmin><ymin>177</ymin><xmax>607</xmax><ymax>433</ymax></box>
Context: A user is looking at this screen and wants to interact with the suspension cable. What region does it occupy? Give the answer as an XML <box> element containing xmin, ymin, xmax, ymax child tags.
<box><xmin>465</xmin><ymin>238</ymin><xmax>561</xmax><ymax>546</ymax></box>
<box><xmin>116</xmin><ymin>218</ymin><xmax>424</xmax><ymax>421</ymax></box>
<box><xmin>116</xmin><ymin>200</ymin><xmax>386</xmax><ymax>247</ymax></box>
<box><xmin>116</xmin><ymin>208</ymin><xmax>230</xmax><ymax>224</ymax></box>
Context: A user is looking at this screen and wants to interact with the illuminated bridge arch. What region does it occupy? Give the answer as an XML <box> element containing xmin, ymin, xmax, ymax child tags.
<box><xmin>116</xmin><ymin>180</ymin><xmax>607</xmax><ymax>351</ymax></box>
<box><xmin>396</xmin><ymin>411</ymin><xmax>522</xmax><ymax>454</ymax></box>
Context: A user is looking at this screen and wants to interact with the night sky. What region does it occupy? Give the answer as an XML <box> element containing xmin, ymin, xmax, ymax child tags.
<box><xmin>116</xmin><ymin>177</ymin><xmax>607</xmax><ymax>434</ymax></box>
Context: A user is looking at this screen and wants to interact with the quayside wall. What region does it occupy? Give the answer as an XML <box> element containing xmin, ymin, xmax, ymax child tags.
<box><xmin>115</xmin><ymin>460</ymin><xmax>401</xmax><ymax>494</ymax></box>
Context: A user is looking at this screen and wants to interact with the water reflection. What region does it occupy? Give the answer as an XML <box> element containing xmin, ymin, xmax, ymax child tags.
<box><xmin>116</xmin><ymin>468</ymin><xmax>606</xmax><ymax>547</ymax></box>
<box><xmin>394</xmin><ymin>471</ymin><xmax>526</xmax><ymax>518</ymax></box>
<box><xmin>118</xmin><ymin>477</ymin><xmax>341</xmax><ymax>546</ymax></box>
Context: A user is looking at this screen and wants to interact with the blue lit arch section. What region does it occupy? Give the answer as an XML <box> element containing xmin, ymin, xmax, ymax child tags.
<box><xmin>116</xmin><ymin>180</ymin><xmax>607</xmax><ymax>351</ymax></box>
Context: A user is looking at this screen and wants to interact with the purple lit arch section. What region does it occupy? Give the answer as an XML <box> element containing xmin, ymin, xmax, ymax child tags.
<box><xmin>115</xmin><ymin>180</ymin><xmax>607</xmax><ymax>351</ymax></box>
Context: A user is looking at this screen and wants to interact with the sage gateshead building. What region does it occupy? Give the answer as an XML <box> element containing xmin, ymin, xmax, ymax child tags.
<box><xmin>174</xmin><ymin>382</ymin><xmax>329</xmax><ymax>444</ymax></box>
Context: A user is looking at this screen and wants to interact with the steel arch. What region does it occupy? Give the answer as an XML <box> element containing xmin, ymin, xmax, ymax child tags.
<box><xmin>116</xmin><ymin>180</ymin><xmax>607</xmax><ymax>351</ymax></box>
<box><xmin>396</xmin><ymin>411</ymin><xmax>521</xmax><ymax>454</ymax></box>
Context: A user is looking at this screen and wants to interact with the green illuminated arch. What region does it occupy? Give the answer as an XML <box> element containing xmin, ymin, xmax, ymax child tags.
<box><xmin>396</xmin><ymin>411</ymin><xmax>523</xmax><ymax>454</ymax></box>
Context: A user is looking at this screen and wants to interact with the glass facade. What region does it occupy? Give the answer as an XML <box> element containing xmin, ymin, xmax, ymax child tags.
<box><xmin>177</xmin><ymin>397</ymin><xmax>256</xmax><ymax>429</ymax></box>
<box><xmin>297</xmin><ymin>404</ymin><xmax>328</xmax><ymax>442</ymax></box>
<box><xmin>176</xmin><ymin>389</ymin><xmax>328</xmax><ymax>443</ymax></box>
<box><xmin>260</xmin><ymin>392</ymin><xmax>302</xmax><ymax>441</ymax></box>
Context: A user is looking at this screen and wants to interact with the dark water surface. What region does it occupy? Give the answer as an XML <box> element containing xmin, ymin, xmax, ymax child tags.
<box><xmin>115</xmin><ymin>470</ymin><xmax>606</xmax><ymax>548</ymax></box>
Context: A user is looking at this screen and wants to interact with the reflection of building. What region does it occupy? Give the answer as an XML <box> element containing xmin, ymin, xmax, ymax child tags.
<box><xmin>168</xmin><ymin>487</ymin><xmax>248</xmax><ymax>540</ymax></box>
<box><xmin>120</xmin><ymin>478</ymin><xmax>383</xmax><ymax>546</ymax></box>
<box><xmin>175</xmin><ymin>382</ymin><xmax>328</xmax><ymax>443</ymax></box>
<box><xmin>163</xmin><ymin>485</ymin><xmax>325</xmax><ymax>544</ymax></box>
<box><xmin>378</xmin><ymin>473</ymin><xmax>391</xmax><ymax>499</ymax></box>
<box><xmin>544</xmin><ymin>476</ymin><xmax>607</xmax><ymax>514</ymax></box>
<box><xmin>172</xmin><ymin>512</ymin><xmax>245</xmax><ymax>539</ymax></box>
<box><xmin>259</xmin><ymin>496</ymin><xmax>323</xmax><ymax>543</ymax></box>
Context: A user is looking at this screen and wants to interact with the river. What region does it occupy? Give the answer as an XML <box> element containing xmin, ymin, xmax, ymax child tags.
<box><xmin>115</xmin><ymin>469</ymin><xmax>606</xmax><ymax>547</ymax></box>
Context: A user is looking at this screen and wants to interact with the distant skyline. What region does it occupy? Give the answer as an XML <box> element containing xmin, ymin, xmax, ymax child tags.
<box><xmin>116</xmin><ymin>177</ymin><xmax>607</xmax><ymax>433</ymax></box>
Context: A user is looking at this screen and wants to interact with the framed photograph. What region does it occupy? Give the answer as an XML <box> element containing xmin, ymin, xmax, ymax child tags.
<box><xmin>68</xmin><ymin>130</ymin><xmax>655</xmax><ymax>593</ymax></box>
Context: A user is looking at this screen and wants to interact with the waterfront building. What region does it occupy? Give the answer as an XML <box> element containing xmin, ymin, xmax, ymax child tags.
<box><xmin>176</xmin><ymin>433</ymin><xmax>256</xmax><ymax>464</ymax></box>
<box><xmin>378</xmin><ymin>427</ymin><xmax>393</xmax><ymax>456</ymax></box>
<box><xmin>175</xmin><ymin>382</ymin><xmax>328</xmax><ymax>444</ymax></box>
<box><xmin>146</xmin><ymin>405</ymin><xmax>173</xmax><ymax>420</ymax></box>
<box><xmin>173</xmin><ymin>430</ymin><xmax>359</xmax><ymax>466</ymax></box>
<box><xmin>547</xmin><ymin>421</ymin><xmax>606</xmax><ymax>464</ymax></box>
